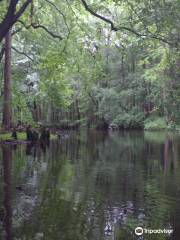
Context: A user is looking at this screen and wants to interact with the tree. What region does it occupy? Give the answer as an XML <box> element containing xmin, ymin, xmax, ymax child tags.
<box><xmin>0</xmin><ymin>0</ymin><xmax>179</xmax><ymax>129</ymax></box>
<box><xmin>2</xmin><ymin>29</ymin><xmax>12</xmax><ymax>130</ymax></box>
<box><xmin>0</xmin><ymin>0</ymin><xmax>32</xmax><ymax>42</ymax></box>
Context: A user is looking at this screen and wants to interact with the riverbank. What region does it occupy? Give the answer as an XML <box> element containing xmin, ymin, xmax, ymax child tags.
<box><xmin>0</xmin><ymin>131</ymin><xmax>58</xmax><ymax>141</ymax></box>
<box><xmin>0</xmin><ymin>126</ymin><xmax>179</xmax><ymax>143</ymax></box>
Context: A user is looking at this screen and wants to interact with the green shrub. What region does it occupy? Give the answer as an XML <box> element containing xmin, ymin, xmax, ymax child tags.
<box><xmin>144</xmin><ymin>117</ymin><xmax>167</xmax><ymax>130</ymax></box>
<box><xmin>113</xmin><ymin>112</ymin><xmax>144</xmax><ymax>129</ymax></box>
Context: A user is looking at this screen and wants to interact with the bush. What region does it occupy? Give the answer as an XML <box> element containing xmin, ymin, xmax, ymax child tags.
<box><xmin>144</xmin><ymin>117</ymin><xmax>167</xmax><ymax>130</ymax></box>
<box><xmin>113</xmin><ymin>112</ymin><xmax>144</xmax><ymax>129</ymax></box>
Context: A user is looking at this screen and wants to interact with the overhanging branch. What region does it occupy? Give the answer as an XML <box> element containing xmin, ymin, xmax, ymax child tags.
<box><xmin>44</xmin><ymin>0</ymin><xmax>70</xmax><ymax>33</ymax></box>
<box><xmin>18</xmin><ymin>20</ymin><xmax>63</xmax><ymax>40</ymax></box>
<box><xmin>12</xmin><ymin>46</ymin><xmax>34</xmax><ymax>61</ymax></box>
<box><xmin>0</xmin><ymin>45</ymin><xmax>34</xmax><ymax>62</ymax></box>
<box><xmin>32</xmin><ymin>23</ymin><xmax>63</xmax><ymax>40</ymax></box>
<box><xmin>81</xmin><ymin>0</ymin><xmax>118</xmax><ymax>31</ymax></box>
<box><xmin>80</xmin><ymin>0</ymin><xmax>176</xmax><ymax>46</ymax></box>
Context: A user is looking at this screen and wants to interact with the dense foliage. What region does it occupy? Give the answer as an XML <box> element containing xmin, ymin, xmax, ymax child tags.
<box><xmin>0</xmin><ymin>0</ymin><xmax>179</xmax><ymax>130</ymax></box>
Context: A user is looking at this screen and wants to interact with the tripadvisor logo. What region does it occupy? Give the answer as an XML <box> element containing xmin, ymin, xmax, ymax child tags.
<box><xmin>135</xmin><ymin>227</ymin><xmax>173</xmax><ymax>236</ymax></box>
<box><xmin>135</xmin><ymin>227</ymin><xmax>143</xmax><ymax>236</ymax></box>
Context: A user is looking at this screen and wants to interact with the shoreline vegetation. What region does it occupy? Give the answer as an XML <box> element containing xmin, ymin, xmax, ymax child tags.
<box><xmin>0</xmin><ymin>123</ymin><xmax>179</xmax><ymax>143</ymax></box>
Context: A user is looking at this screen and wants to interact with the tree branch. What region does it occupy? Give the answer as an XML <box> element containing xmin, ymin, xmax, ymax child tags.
<box><xmin>44</xmin><ymin>0</ymin><xmax>70</xmax><ymax>33</ymax></box>
<box><xmin>65</xmin><ymin>0</ymin><xmax>91</xmax><ymax>38</ymax></box>
<box><xmin>12</xmin><ymin>46</ymin><xmax>34</xmax><ymax>61</ymax></box>
<box><xmin>0</xmin><ymin>44</ymin><xmax>34</xmax><ymax>62</ymax></box>
<box><xmin>0</xmin><ymin>46</ymin><xmax>5</xmax><ymax>62</ymax></box>
<box><xmin>81</xmin><ymin>0</ymin><xmax>118</xmax><ymax>31</ymax></box>
<box><xmin>13</xmin><ymin>0</ymin><xmax>32</xmax><ymax>23</ymax></box>
<box><xmin>32</xmin><ymin>23</ymin><xmax>63</xmax><ymax>40</ymax></box>
<box><xmin>0</xmin><ymin>0</ymin><xmax>32</xmax><ymax>42</ymax></box>
<box><xmin>12</xmin><ymin>27</ymin><xmax>24</xmax><ymax>36</ymax></box>
<box><xmin>18</xmin><ymin>20</ymin><xmax>63</xmax><ymax>40</ymax></box>
<box><xmin>88</xmin><ymin>91</ymin><xmax>98</xmax><ymax>108</ymax></box>
<box><xmin>80</xmin><ymin>0</ymin><xmax>176</xmax><ymax>46</ymax></box>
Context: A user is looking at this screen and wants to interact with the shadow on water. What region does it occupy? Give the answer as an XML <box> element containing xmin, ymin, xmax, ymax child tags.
<box><xmin>0</xmin><ymin>130</ymin><xmax>180</xmax><ymax>240</ymax></box>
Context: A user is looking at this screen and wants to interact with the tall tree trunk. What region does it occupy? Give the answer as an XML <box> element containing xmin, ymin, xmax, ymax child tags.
<box><xmin>2</xmin><ymin>29</ymin><xmax>12</xmax><ymax>130</ymax></box>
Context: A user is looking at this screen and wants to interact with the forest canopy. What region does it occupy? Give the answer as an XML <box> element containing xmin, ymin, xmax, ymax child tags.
<box><xmin>0</xmin><ymin>0</ymin><xmax>180</xmax><ymax>130</ymax></box>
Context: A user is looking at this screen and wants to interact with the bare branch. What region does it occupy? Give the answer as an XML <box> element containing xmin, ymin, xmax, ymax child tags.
<box><xmin>32</xmin><ymin>23</ymin><xmax>63</xmax><ymax>40</ymax></box>
<box><xmin>44</xmin><ymin>0</ymin><xmax>70</xmax><ymax>33</ymax></box>
<box><xmin>0</xmin><ymin>44</ymin><xmax>34</xmax><ymax>62</ymax></box>
<box><xmin>0</xmin><ymin>46</ymin><xmax>5</xmax><ymax>62</ymax></box>
<box><xmin>65</xmin><ymin>0</ymin><xmax>92</xmax><ymax>39</ymax></box>
<box><xmin>12</xmin><ymin>46</ymin><xmax>34</xmax><ymax>61</ymax></box>
<box><xmin>12</xmin><ymin>27</ymin><xmax>24</xmax><ymax>36</ymax></box>
<box><xmin>81</xmin><ymin>0</ymin><xmax>118</xmax><ymax>31</ymax></box>
<box><xmin>18</xmin><ymin>20</ymin><xmax>63</xmax><ymax>40</ymax></box>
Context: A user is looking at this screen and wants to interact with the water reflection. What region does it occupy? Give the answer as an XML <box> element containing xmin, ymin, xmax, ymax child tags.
<box><xmin>0</xmin><ymin>130</ymin><xmax>180</xmax><ymax>240</ymax></box>
<box><xmin>2</xmin><ymin>146</ymin><xmax>13</xmax><ymax>240</ymax></box>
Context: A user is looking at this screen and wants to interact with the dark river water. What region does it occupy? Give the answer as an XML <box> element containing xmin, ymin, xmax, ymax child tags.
<box><xmin>0</xmin><ymin>130</ymin><xmax>180</xmax><ymax>240</ymax></box>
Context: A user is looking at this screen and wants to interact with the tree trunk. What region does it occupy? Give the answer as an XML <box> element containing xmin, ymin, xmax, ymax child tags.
<box><xmin>2</xmin><ymin>29</ymin><xmax>12</xmax><ymax>130</ymax></box>
<box><xmin>121</xmin><ymin>54</ymin><xmax>125</xmax><ymax>85</ymax></box>
<box><xmin>76</xmin><ymin>99</ymin><xmax>81</xmax><ymax>120</ymax></box>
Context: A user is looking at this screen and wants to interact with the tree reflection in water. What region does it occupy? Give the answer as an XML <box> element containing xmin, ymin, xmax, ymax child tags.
<box><xmin>2</xmin><ymin>145</ymin><xmax>13</xmax><ymax>240</ymax></box>
<box><xmin>0</xmin><ymin>131</ymin><xmax>180</xmax><ymax>239</ymax></box>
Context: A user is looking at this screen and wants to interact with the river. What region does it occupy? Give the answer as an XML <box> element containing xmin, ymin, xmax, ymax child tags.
<box><xmin>0</xmin><ymin>130</ymin><xmax>180</xmax><ymax>240</ymax></box>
